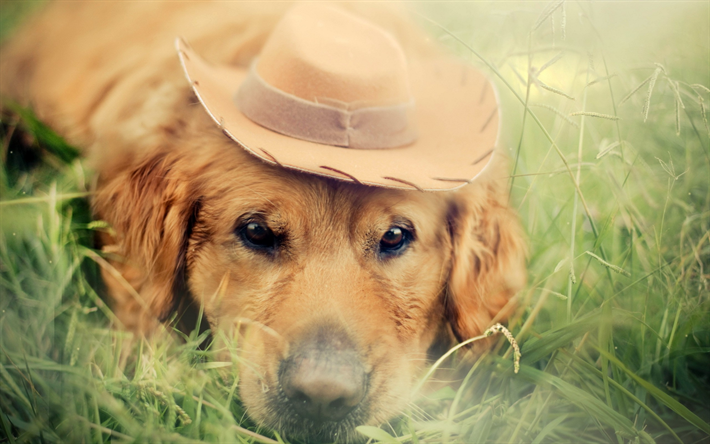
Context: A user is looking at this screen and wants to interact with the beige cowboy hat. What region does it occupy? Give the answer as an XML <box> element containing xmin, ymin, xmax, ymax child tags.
<box><xmin>176</xmin><ymin>4</ymin><xmax>499</xmax><ymax>191</ymax></box>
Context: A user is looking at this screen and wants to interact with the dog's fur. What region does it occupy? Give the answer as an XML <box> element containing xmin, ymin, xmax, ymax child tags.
<box><xmin>1</xmin><ymin>2</ymin><xmax>526</xmax><ymax>442</ymax></box>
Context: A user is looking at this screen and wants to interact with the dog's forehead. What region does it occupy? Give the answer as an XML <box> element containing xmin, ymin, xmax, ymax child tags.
<box><xmin>207</xmin><ymin>161</ymin><xmax>451</xmax><ymax>230</ymax></box>
<box><xmin>200</xmin><ymin>134</ymin><xmax>456</xmax><ymax>219</ymax></box>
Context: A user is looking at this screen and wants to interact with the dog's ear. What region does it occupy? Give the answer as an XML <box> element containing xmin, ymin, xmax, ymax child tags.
<box><xmin>445</xmin><ymin>177</ymin><xmax>527</xmax><ymax>342</ymax></box>
<box><xmin>93</xmin><ymin>149</ymin><xmax>202</xmax><ymax>333</ymax></box>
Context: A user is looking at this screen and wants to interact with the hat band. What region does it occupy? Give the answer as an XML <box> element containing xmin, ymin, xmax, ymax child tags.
<box><xmin>235</xmin><ymin>62</ymin><xmax>417</xmax><ymax>149</ymax></box>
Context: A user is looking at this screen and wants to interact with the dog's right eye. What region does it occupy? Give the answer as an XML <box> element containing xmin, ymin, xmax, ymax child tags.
<box><xmin>239</xmin><ymin>221</ymin><xmax>278</xmax><ymax>251</ymax></box>
<box><xmin>379</xmin><ymin>226</ymin><xmax>412</xmax><ymax>258</ymax></box>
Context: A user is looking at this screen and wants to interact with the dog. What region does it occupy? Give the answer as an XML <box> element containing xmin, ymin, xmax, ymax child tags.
<box><xmin>0</xmin><ymin>2</ymin><xmax>526</xmax><ymax>442</ymax></box>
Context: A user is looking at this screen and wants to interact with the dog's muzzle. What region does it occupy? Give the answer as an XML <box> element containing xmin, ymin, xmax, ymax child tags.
<box><xmin>278</xmin><ymin>325</ymin><xmax>368</xmax><ymax>424</ymax></box>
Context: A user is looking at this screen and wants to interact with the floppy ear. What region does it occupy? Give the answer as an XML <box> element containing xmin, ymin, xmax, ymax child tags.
<box><xmin>445</xmin><ymin>176</ymin><xmax>527</xmax><ymax>343</ymax></box>
<box><xmin>93</xmin><ymin>149</ymin><xmax>202</xmax><ymax>334</ymax></box>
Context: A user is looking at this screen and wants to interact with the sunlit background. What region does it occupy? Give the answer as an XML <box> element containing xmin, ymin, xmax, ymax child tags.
<box><xmin>1</xmin><ymin>1</ymin><xmax>708</xmax><ymax>443</ymax></box>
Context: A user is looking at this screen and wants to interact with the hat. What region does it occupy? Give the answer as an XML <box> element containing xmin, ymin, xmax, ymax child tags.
<box><xmin>176</xmin><ymin>4</ymin><xmax>499</xmax><ymax>191</ymax></box>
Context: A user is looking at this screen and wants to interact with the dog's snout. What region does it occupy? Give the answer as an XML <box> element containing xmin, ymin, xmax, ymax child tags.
<box><xmin>279</xmin><ymin>327</ymin><xmax>367</xmax><ymax>422</ymax></box>
<box><xmin>281</xmin><ymin>351</ymin><xmax>366</xmax><ymax>421</ymax></box>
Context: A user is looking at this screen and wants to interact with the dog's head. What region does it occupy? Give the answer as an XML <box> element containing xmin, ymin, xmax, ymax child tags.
<box><xmin>93</xmin><ymin>85</ymin><xmax>526</xmax><ymax>441</ymax></box>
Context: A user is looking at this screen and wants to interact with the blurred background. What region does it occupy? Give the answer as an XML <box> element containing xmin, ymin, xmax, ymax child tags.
<box><xmin>1</xmin><ymin>1</ymin><xmax>708</xmax><ymax>443</ymax></box>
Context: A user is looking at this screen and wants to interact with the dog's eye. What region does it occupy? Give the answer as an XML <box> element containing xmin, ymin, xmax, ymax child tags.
<box><xmin>379</xmin><ymin>227</ymin><xmax>411</xmax><ymax>257</ymax></box>
<box><xmin>240</xmin><ymin>221</ymin><xmax>277</xmax><ymax>251</ymax></box>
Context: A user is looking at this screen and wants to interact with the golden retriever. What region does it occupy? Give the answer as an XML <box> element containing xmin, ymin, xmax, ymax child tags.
<box><xmin>0</xmin><ymin>2</ymin><xmax>526</xmax><ymax>442</ymax></box>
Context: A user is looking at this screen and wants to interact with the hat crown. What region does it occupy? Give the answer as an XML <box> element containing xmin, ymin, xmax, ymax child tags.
<box><xmin>256</xmin><ymin>5</ymin><xmax>411</xmax><ymax>108</ymax></box>
<box><xmin>176</xmin><ymin>3</ymin><xmax>500</xmax><ymax>190</ymax></box>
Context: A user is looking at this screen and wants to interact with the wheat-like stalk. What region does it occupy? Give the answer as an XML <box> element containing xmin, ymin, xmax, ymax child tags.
<box><xmin>538</xmin><ymin>79</ymin><xmax>575</xmax><ymax>100</ymax></box>
<box><xmin>485</xmin><ymin>323</ymin><xmax>521</xmax><ymax>374</ymax></box>
<box><xmin>643</xmin><ymin>66</ymin><xmax>662</xmax><ymax>122</ymax></box>
<box><xmin>570</xmin><ymin>111</ymin><xmax>620</xmax><ymax>121</ymax></box>
<box><xmin>620</xmin><ymin>76</ymin><xmax>651</xmax><ymax>106</ymax></box>
<box><xmin>530</xmin><ymin>103</ymin><xmax>579</xmax><ymax>127</ymax></box>
<box><xmin>533</xmin><ymin>0</ymin><xmax>564</xmax><ymax>31</ymax></box>
<box><xmin>584</xmin><ymin>251</ymin><xmax>630</xmax><ymax>276</ymax></box>
<box><xmin>538</xmin><ymin>52</ymin><xmax>564</xmax><ymax>75</ymax></box>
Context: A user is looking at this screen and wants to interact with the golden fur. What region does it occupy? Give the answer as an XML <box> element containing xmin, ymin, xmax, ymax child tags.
<box><xmin>1</xmin><ymin>2</ymin><xmax>526</xmax><ymax>441</ymax></box>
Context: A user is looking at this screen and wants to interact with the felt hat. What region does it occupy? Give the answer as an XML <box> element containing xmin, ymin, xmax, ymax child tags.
<box><xmin>176</xmin><ymin>4</ymin><xmax>499</xmax><ymax>191</ymax></box>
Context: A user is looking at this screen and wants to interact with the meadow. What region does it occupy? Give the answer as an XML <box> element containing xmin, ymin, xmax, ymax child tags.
<box><xmin>1</xmin><ymin>1</ymin><xmax>709</xmax><ymax>443</ymax></box>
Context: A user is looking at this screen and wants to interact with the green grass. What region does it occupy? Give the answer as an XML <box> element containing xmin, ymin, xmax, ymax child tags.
<box><xmin>1</xmin><ymin>1</ymin><xmax>709</xmax><ymax>443</ymax></box>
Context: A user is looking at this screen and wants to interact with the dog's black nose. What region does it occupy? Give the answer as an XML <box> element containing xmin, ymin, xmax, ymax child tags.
<box><xmin>279</xmin><ymin>328</ymin><xmax>367</xmax><ymax>422</ymax></box>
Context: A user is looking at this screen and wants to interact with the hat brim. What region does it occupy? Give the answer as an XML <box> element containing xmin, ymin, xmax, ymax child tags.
<box><xmin>176</xmin><ymin>38</ymin><xmax>499</xmax><ymax>191</ymax></box>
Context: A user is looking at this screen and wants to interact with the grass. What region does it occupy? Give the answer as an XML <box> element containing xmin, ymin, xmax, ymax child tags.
<box><xmin>1</xmin><ymin>1</ymin><xmax>709</xmax><ymax>443</ymax></box>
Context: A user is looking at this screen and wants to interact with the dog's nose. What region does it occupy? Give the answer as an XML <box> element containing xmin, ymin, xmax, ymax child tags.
<box><xmin>279</xmin><ymin>329</ymin><xmax>367</xmax><ymax>422</ymax></box>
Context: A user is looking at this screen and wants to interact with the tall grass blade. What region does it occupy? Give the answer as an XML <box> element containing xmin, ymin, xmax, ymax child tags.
<box><xmin>537</xmin><ymin>80</ymin><xmax>575</xmax><ymax>100</ymax></box>
<box><xmin>530</xmin><ymin>414</ymin><xmax>569</xmax><ymax>444</ymax></box>
<box><xmin>521</xmin><ymin>313</ymin><xmax>599</xmax><ymax>364</ymax></box>
<box><xmin>229</xmin><ymin>425</ymin><xmax>278</xmax><ymax>444</ymax></box>
<box><xmin>4</xmin><ymin>102</ymin><xmax>80</xmax><ymax>164</ymax></box>
<box><xmin>643</xmin><ymin>67</ymin><xmax>662</xmax><ymax>122</ymax></box>
<box><xmin>515</xmin><ymin>364</ymin><xmax>652</xmax><ymax>443</ymax></box>
<box><xmin>597</xmin><ymin>348</ymin><xmax>710</xmax><ymax>435</ymax></box>
<box><xmin>356</xmin><ymin>426</ymin><xmax>399</xmax><ymax>443</ymax></box>
<box><xmin>533</xmin><ymin>0</ymin><xmax>564</xmax><ymax>31</ymax></box>
<box><xmin>565</xmin><ymin>350</ymin><xmax>684</xmax><ymax>443</ymax></box>
<box><xmin>620</xmin><ymin>76</ymin><xmax>651</xmax><ymax>106</ymax></box>
<box><xmin>570</xmin><ymin>111</ymin><xmax>620</xmax><ymax>121</ymax></box>
<box><xmin>584</xmin><ymin>251</ymin><xmax>631</xmax><ymax>276</ymax></box>
<box><xmin>0</xmin><ymin>192</ymin><xmax>91</xmax><ymax>207</ymax></box>
<box><xmin>700</xmin><ymin>100</ymin><xmax>710</xmax><ymax>138</ymax></box>
<box><xmin>0</xmin><ymin>410</ymin><xmax>17</xmax><ymax>444</ymax></box>
<box><xmin>561</xmin><ymin>0</ymin><xmax>566</xmax><ymax>40</ymax></box>
<box><xmin>530</xmin><ymin>103</ymin><xmax>579</xmax><ymax>127</ymax></box>
<box><xmin>667</xmin><ymin>78</ymin><xmax>685</xmax><ymax>109</ymax></box>
<box><xmin>597</xmin><ymin>141</ymin><xmax>622</xmax><ymax>159</ymax></box>
<box><xmin>586</xmin><ymin>74</ymin><xmax>617</xmax><ymax>88</ymax></box>
<box><xmin>538</xmin><ymin>52</ymin><xmax>564</xmax><ymax>75</ymax></box>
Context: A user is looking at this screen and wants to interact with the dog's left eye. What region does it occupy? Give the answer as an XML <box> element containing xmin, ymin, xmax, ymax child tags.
<box><xmin>379</xmin><ymin>226</ymin><xmax>411</xmax><ymax>257</ymax></box>
<box><xmin>240</xmin><ymin>221</ymin><xmax>278</xmax><ymax>251</ymax></box>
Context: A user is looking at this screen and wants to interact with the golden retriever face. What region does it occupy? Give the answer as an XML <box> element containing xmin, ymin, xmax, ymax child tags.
<box><xmin>93</xmin><ymin>104</ymin><xmax>526</xmax><ymax>442</ymax></box>
<box><xmin>192</xmin><ymin>167</ymin><xmax>453</xmax><ymax>439</ymax></box>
